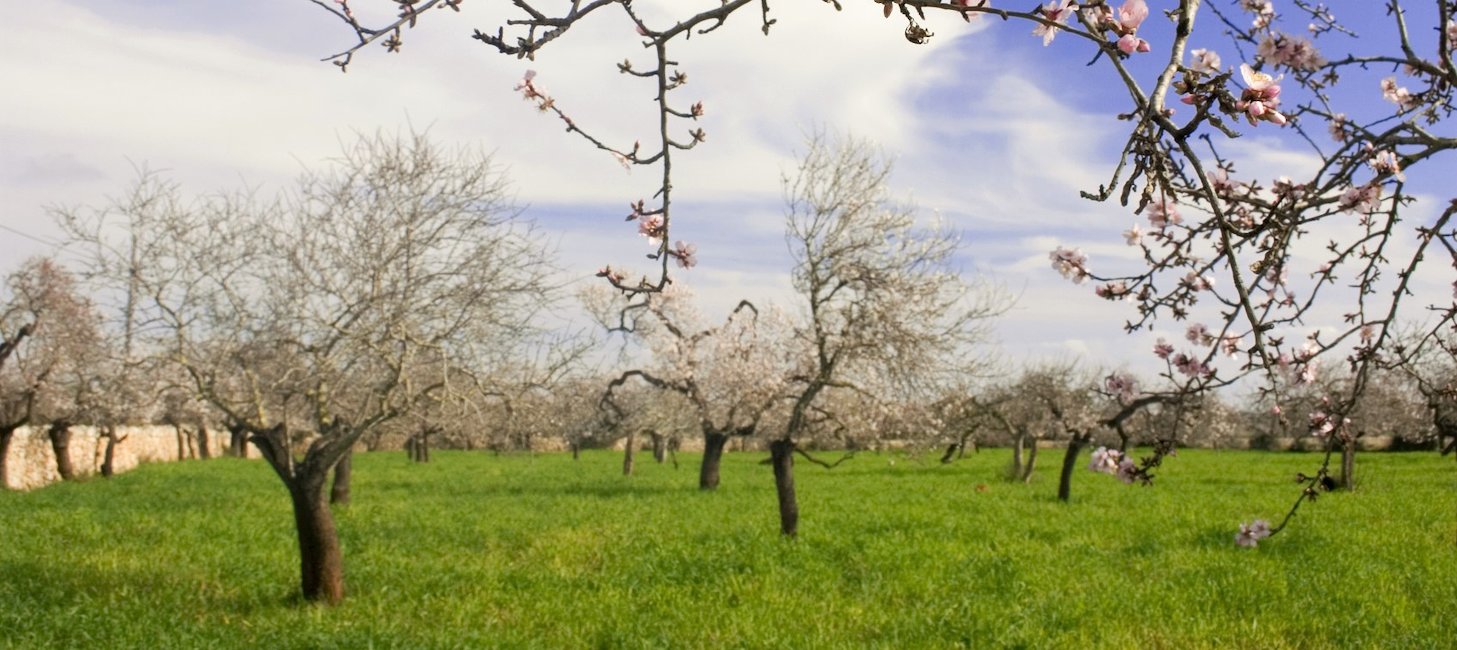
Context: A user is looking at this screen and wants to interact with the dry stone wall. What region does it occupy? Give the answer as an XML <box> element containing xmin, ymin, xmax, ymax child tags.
<box><xmin>3</xmin><ymin>425</ymin><xmax>244</xmax><ymax>491</ymax></box>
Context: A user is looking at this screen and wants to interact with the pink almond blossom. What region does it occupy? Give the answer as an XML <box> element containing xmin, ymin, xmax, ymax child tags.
<box><xmin>672</xmin><ymin>241</ymin><xmax>698</xmax><ymax>269</ymax></box>
<box><xmin>1235</xmin><ymin>519</ymin><xmax>1271</xmax><ymax>547</ymax></box>
<box><xmin>1089</xmin><ymin>446</ymin><xmax>1123</xmax><ymax>474</ymax></box>
<box><xmin>1257</xmin><ymin>32</ymin><xmax>1325</xmax><ymax>71</ymax></box>
<box><xmin>1236</xmin><ymin>64</ymin><xmax>1287</xmax><ymax>126</ymax></box>
<box><xmin>1154</xmin><ymin>338</ymin><xmax>1175</xmax><ymax>359</ymax></box>
<box><xmin>1381</xmin><ymin>77</ymin><xmax>1417</xmax><ymax>112</ymax></box>
<box><xmin>1105</xmin><ymin>373</ymin><xmax>1137</xmax><ymax>403</ymax></box>
<box><xmin>1033</xmin><ymin>0</ymin><xmax>1078</xmax><ymax>47</ymax></box>
<box><xmin>1049</xmin><ymin>246</ymin><xmax>1090</xmax><ymax>284</ymax></box>
<box><xmin>638</xmin><ymin>214</ymin><xmax>665</xmax><ymax>244</ymax></box>
<box><xmin>1148</xmin><ymin>200</ymin><xmax>1182</xmax><ymax>229</ymax></box>
<box><xmin>953</xmin><ymin>0</ymin><xmax>989</xmax><ymax>23</ymax></box>
<box><xmin>1189</xmin><ymin>48</ymin><xmax>1222</xmax><ymax>74</ymax></box>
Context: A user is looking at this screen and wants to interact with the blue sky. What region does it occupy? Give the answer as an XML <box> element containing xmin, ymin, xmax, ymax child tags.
<box><xmin>3</xmin><ymin>0</ymin><xmax>1450</xmax><ymax>380</ymax></box>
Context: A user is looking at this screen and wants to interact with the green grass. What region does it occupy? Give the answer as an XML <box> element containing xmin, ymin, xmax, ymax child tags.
<box><xmin>1</xmin><ymin>449</ymin><xmax>1454</xmax><ymax>648</ymax></box>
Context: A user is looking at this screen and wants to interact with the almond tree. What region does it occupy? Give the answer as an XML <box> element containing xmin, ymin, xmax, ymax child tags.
<box><xmin>775</xmin><ymin>134</ymin><xmax>1006</xmax><ymax>535</ymax></box>
<box><xmin>0</xmin><ymin>258</ymin><xmax>102</xmax><ymax>487</ymax></box>
<box><xmin>594</xmin><ymin>284</ymin><xmax>793</xmax><ymax>488</ymax></box>
<box><xmin>64</xmin><ymin>131</ymin><xmax>555</xmax><ymax>604</ymax></box>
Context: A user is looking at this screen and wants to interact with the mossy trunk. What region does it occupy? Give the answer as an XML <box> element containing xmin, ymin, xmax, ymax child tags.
<box><xmin>48</xmin><ymin>422</ymin><xmax>75</xmax><ymax>481</ymax></box>
<box><xmin>770</xmin><ymin>439</ymin><xmax>798</xmax><ymax>538</ymax></box>
<box><xmin>699</xmin><ymin>432</ymin><xmax>729</xmax><ymax>490</ymax></box>
<box><xmin>330</xmin><ymin>449</ymin><xmax>352</xmax><ymax>506</ymax></box>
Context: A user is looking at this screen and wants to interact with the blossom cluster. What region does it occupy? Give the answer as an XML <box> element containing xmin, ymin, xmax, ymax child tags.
<box><xmin>1235</xmin><ymin>519</ymin><xmax>1271</xmax><ymax>548</ymax></box>
<box><xmin>1088</xmin><ymin>446</ymin><xmax>1136</xmax><ymax>483</ymax></box>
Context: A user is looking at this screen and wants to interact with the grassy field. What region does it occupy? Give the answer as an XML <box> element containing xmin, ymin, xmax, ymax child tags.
<box><xmin>0</xmin><ymin>448</ymin><xmax>1453</xmax><ymax>649</ymax></box>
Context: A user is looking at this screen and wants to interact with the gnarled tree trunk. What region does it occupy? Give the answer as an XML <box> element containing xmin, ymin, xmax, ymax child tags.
<box><xmin>700</xmin><ymin>432</ymin><xmax>729</xmax><ymax>490</ymax></box>
<box><xmin>48</xmin><ymin>421</ymin><xmax>75</xmax><ymax>481</ymax></box>
<box><xmin>770</xmin><ymin>439</ymin><xmax>798</xmax><ymax>538</ymax></box>
<box><xmin>289</xmin><ymin>477</ymin><xmax>345</xmax><ymax>604</ymax></box>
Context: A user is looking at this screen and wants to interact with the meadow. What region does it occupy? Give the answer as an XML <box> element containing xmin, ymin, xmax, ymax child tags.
<box><xmin>0</xmin><ymin>448</ymin><xmax>1453</xmax><ymax>649</ymax></box>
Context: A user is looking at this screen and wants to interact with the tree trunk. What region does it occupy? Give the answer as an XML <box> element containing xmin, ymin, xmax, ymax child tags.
<box><xmin>48</xmin><ymin>422</ymin><xmax>75</xmax><ymax>481</ymax></box>
<box><xmin>699</xmin><ymin>432</ymin><xmax>729</xmax><ymax>490</ymax></box>
<box><xmin>0</xmin><ymin>427</ymin><xmax>15</xmax><ymax>489</ymax></box>
<box><xmin>420</xmin><ymin>431</ymin><xmax>431</xmax><ymax>462</ymax></box>
<box><xmin>101</xmin><ymin>428</ymin><xmax>120</xmax><ymax>478</ymax></box>
<box><xmin>651</xmin><ymin>433</ymin><xmax>666</xmax><ymax>463</ymax></box>
<box><xmin>289</xmin><ymin>479</ymin><xmax>345</xmax><ymax>605</ymax></box>
<box><xmin>330</xmin><ymin>449</ymin><xmax>353</xmax><ymax>506</ymax></box>
<box><xmin>1021</xmin><ymin>443</ymin><xmax>1039</xmax><ymax>484</ymax></box>
<box><xmin>939</xmin><ymin>443</ymin><xmax>959</xmax><ymax>464</ymax></box>
<box><xmin>1339</xmin><ymin>437</ymin><xmax>1356</xmax><ymax>490</ymax></box>
<box><xmin>176</xmin><ymin>425</ymin><xmax>187</xmax><ymax>460</ymax></box>
<box><xmin>229</xmin><ymin>425</ymin><xmax>249</xmax><ymax>458</ymax></box>
<box><xmin>1057</xmin><ymin>436</ymin><xmax>1088</xmax><ymax>502</ymax></box>
<box><xmin>571</xmin><ymin>441</ymin><xmax>580</xmax><ymax>460</ymax></box>
<box><xmin>622</xmin><ymin>430</ymin><xmax>636</xmax><ymax>476</ymax></box>
<box><xmin>197</xmin><ymin>425</ymin><xmax>211</xmax><ymax>460</ymax></box>
<box><xmin>770</xmin><ymin>439</ymin><xmax>798</xmax><ymax>538</ymax></box>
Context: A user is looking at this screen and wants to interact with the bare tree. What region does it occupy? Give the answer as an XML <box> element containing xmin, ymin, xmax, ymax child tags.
<box><xmin>0</xmin><ymin>258</ymin><xmax>104</xmax><ymax>487</ymax></box>
<box><xmin>69</xmin><ymin>131</ymin><xmax>556</xmax><ymax>604</ymax></box>
<box><xmin>775</xmin><ymin>133</ymin><xmax>1007</xmax><ymax>536</ymax></box>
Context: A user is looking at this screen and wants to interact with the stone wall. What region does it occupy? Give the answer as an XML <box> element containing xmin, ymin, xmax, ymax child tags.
<box><xmin>2</xmin><ymin>425</ymin><xmax>239</xmax><ymax>491</ymax></box>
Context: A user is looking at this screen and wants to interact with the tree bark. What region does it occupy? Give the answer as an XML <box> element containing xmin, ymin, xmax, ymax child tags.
<box><xmin>1339</xmin><ymin>438</ymin><xmax>1356</xmax><ymax>490</ymax></box>
<box><xmin>101</xmin><ymin>427</ymin><xmax>120</xmax><ymax>478</ymax></box>
<box><xmin>1057</xmin><ymin>436</ymin><xmax>1088</xmax><ymax>502</ymax></box>
<box><xmin>1021</xmin><ymin>443</ymin><xmax>1039</xmax><ymax>484</ymax></box>
<box><xmin>651</xmin><ymin>432</ymin><xmax>667</xmax><ymax>463</ymax></box>
<box><xmin>0</xmin><ymin>427</ymin><xmax>15</xmax><ymax>489</ymax></box>
<box><xmin>939</xmin><ymin>443</ymin><xmax>959</xmax><ymax>464</ymax></box>
<box><xmin>622</xmin><ymin>430</ymin><xmax>636</xmax><ymax>476</ymax></box>
<box><xmin>571</xmin><ymin>441</ymin><xmax>580</xmax><ymax>460</ymax></box>
<box><xmin>770</xmin><ymin>439</ymin><xmax>798</xmax><ymax>538</ymax></box>
<box><xmin>228</xmin><ymin>425</ymin><xmax>249</xmax><ymax>458</ymax></box>
<box><xmin>699</xmin><ymin>432</ymin><xmax>729</xmax><ymax>490</ymax></box>
<box><xmin>48</xmin><ymin>422</ymin><xmax>75</xmax><ymax>481</ymax></box>
<box><xmin>197</xmin><ymin>424</ymin><xmax>211</xmax><ymax>460</ymax></box>
<box><xmin>289</xmin><ymin>479</ymin><xmax>345</xmax><ymax>605</ymax></box>
<box><xmin>330</xmin><ymin>449</ymin><xmax>352</xmax><ymax>506</ymax></box>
